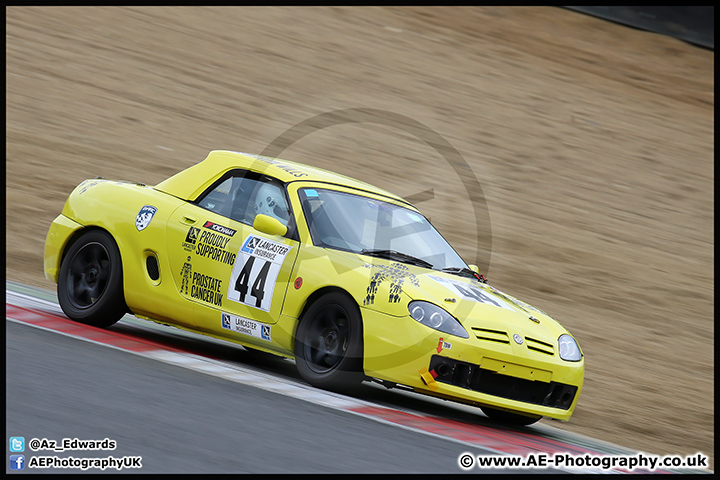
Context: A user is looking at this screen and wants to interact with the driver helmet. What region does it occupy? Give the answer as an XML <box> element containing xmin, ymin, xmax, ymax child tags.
<box><xmin>253</xmin><ymin>183</ymin><xmax>289</xmax><ymax>223</ymax></box>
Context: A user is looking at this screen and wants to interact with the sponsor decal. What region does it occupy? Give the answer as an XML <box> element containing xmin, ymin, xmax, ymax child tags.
<box><xmin>228</xmin><ymin>235</ymin><xmax>294</xmax><ymax>312</ymax></box>
<box><xmin>182</xmin><ymin>227</ymin><xmax>201</xmax><ymax>251</ymax></box>
<box><xmin>239</xmin><ymin>235</ymin><xmax>291</xmax><ymax>262</ymax></box>
<box><xmin>194</xmin><ymin>228</ymin><xmax>236</xmax><ymax>265</ymax></box>
<box><xmin>437</xmin><ymin>337</ymin><xmax>452</xmax><ymax>353</ymax></box>
<box><xmin>135</xmin><ymin>205</ymin><xmax>158</xmax><ymax>231</ymax></box>
<box><xmin>363</xmin><ymin>262</ymin><xmax>420</xmax><ymax>305</ymax></box>
<box><xmin>180</xmin><ymin>256</ymin><xmax>192</xmax><ymax>295</ymax></box>
<box><xmin>241</xmin><ymin>236</ymin><xmax>260</xmax><ymax>254</ymax></box>
<box><xmin>190</xmin><ymin>271</ymin><xmax>223</xmax><ymax>306</ymax></box>
<box><xmin>294</xmin><ymin>277</ymin><xmax>303</xmax><ymax>289</ymax></box>
<box><xmin>275</xmin><ymin>164</ymin><xmax>308</xmax><ymax>178</ymax></box>
<box><xmin>428</xmin><ymin>275</ymin><xmax>516</xmax><ymax>311</ymax></box>
<box><xmin>78</xmin><ymin>180</ymin><xmax>100</xmax><ymax>195</ymax></box>
<box><xmin>203</xmin><ymin>221</ymin><xmax>236</xmax><ymax>237</ymax></box>
<box><xmin>237</xmin><ymin>152</ymin><xmax>308</xmax><ymax>177</ymax></box>
<box><xmin>221</xmin><ymin>312</ymin><xmax>272</xmax><ymax>341</ymax></box>
<box><xmin>488</xmin><ymin>285</ymin><xmax>549</xmax><ymax>317</ymax></box>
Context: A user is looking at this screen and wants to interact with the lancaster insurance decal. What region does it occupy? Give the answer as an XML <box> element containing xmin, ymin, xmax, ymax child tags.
<box><xmin>221</xmin><ymin>312</ymin><xmax>271</xmax><ymax>341</ymax></box>
<box><xmin>226</xmin><ymin>235</ymin><xmax>293</xmax><ymax>312</ymax></box>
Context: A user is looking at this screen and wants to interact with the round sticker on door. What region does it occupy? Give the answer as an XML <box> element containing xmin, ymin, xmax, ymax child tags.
<box><xmin>136</xmin><ymin>205</ymin><xmax>158</xmax><ymax>231</ymax></box>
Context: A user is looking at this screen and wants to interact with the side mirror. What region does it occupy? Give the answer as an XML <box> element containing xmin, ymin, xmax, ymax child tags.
<box><xmin>253</xmin><ymin>214</ymin><xmax>287</xmax><ymax>237</ymax></box>
<box><xmin>467</xmin><ymin>264</ymin><xmax>480</xmax><ymax>274</ymax></box>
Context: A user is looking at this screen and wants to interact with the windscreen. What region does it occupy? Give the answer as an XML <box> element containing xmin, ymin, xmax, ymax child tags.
<box><xmin>299</xmin><ymin>187</ymin><xmax>468</xmax><ymax>271</ymax></box>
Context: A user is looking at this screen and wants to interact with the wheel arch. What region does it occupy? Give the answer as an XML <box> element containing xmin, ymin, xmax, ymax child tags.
<box><xmin>60</xmin><ymin>225</ymin><xmax>113</xmax><ymax>265</ymax></box>
<box><xmin>293</xmin><ymin>285</ymin><xmax>364</xmax><ymax>350</ymax></box>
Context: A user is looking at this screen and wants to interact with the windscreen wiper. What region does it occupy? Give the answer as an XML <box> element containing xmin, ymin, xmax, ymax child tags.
<box><xmin>361</xmin><ymin>249</ymin><xmax>434</xmax><ymax>269</ymax></box>
<box><xmin>441</xmin><ymin>266</ymin><xmax>485</xmax><ymax>282</ymax></box>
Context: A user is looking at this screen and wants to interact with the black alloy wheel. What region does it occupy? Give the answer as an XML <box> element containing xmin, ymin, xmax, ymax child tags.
<box><xmin>294</xmin><ymin>292</ymin><xmax>364</xmax><ymax>391</ymax></box>
<box><xmin>57</xmin><ymin>230</ymin><xmax>127</xmax><ymax>328</ymax></box>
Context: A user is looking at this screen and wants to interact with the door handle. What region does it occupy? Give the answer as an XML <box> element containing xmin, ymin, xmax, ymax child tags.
<box><xmin>181</xmin><ymin>216</ymin><xmax>197</xmax><ymax>225</ymax></box>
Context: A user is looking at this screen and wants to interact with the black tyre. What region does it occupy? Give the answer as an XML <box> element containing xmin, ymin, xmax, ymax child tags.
<box><xmin>57</xmin><ymin>229</ymin><xmax>127</xmax><ymax>328</ymax></box>
<box><xmin>481</xmin><ymin>406</ymin><xmax>542</xmax><ymax>426</ymax></box>
<box><xmin>294</xmin><ymin>292</ymin><xmax>364</xmax><ymax>391</ymax></box>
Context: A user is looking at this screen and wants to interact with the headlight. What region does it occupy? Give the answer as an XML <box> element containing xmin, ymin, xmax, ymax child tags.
<box><xmin>408</xmin><ymin>301</ymin><xmax>469</xmax><ymax>339</ymax></box>
<box><xmin>558</xmin><ymin>334</ymin><xmax>582</xmax><ymax>362</ymax></box>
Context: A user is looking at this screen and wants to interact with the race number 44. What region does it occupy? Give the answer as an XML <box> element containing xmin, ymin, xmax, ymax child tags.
<box><xmin>227</xmin><ymin>235</ymin><xmax>293</xmax><ymax>312</ymax></box>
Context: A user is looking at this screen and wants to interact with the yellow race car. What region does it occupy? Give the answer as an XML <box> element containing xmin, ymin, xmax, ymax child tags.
<box><xmin>44</xmin><ymin>150</ymin><xmax>583</xmax><ymax>425</ymax></box>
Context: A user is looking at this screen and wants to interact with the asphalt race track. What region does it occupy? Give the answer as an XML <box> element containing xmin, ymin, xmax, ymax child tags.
<box><xmin>7</xmin><ymin>282</ymin><xmax>706</xmax><ymax>474</ymax></box>
<box><xmin>9</xmin><ymin>322</ymin><xmax>513</xmax><ymax>474</ymax></box>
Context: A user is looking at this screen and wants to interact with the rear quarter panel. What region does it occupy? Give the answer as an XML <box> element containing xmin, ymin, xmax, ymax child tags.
<box><xmin>59</xmin><ymin>180</ymin><xmax>195</xmax><ymax>324</ymax></box>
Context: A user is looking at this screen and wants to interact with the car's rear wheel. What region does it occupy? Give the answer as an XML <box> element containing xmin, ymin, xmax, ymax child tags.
<box><xmin>294</xmin><ymin>292</ymin><xmax>364</xmax><ymax>391</ymax></box>
<box><xmin>481</xmin><ymin>406</ymin><xmax>542</xmax><ymax>426</ymax></box>
<box><xmin>57</xmin><ymin>229</ymin><xmax>127</xmax><ymax>328</ymax></box>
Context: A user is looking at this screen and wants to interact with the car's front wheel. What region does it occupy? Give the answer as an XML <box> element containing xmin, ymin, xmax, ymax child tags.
<box><xmin>481</xmin><ymin>406</ymin><xmax>542</xmax><ymax>426</ymax></box>
<box><xmin>57</xmin><ymin>229</ymin><xmax>127</xmax><ymax>328</ymax></box>
<box><xmin>294</xmin><ymin>292</ymin><xmax>364</xmax><ymax>391</ymax></box>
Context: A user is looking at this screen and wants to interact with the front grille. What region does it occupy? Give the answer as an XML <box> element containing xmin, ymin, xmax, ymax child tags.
<box><xmin>471</xmin><ymin>327</ymin><xmax>510</xmax><ymax>344</ymax></box>
<box><xmin>429</xmin><ymin>355</ymin><xmax>577</xmax><ymax>410</ymax></box>
<box><xmin>472</xmin><ymin>327</ymin><xmax>556</xmax><ymax>357</ymax></box>
<box><xmin>525</xmin><ymin>336</ymin><xmax>555</xmax><ymax>356</ymax></box>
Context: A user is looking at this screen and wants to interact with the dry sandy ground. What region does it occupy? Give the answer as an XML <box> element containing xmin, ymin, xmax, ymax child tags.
<box><xmin>6</xmin><ymin>7</ymin><xmax>713</xmax><ymax>468</ymax></box>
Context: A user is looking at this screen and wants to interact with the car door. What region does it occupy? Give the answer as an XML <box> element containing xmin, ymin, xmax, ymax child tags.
<box><xmin>165</xmin><ymin>169</ymin><xmax>299</xmax><ymax>337</ymax></box>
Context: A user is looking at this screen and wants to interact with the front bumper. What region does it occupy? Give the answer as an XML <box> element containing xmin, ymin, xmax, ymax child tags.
<box><xmin>361</xmin><ymin>308</ymin><xmax>584</xmax><ymax>421</ymax></box>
